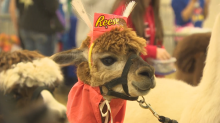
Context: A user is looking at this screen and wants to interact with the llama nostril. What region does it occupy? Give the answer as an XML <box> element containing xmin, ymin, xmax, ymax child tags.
<box><xmin>136</xmin><ymin>67</ymin><xmax>154</xmax><ymax>78</ymax></box>
<box><xmin>139</xmin><ymin>71</ymin><xmax>150</xmax><ymax>77</ymax></box>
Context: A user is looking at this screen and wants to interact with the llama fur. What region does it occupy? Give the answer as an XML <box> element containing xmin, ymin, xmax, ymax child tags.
<box><xmin>51</xmin><ymin>26</ymin><xmax>156</xmax><ymax>123</ymax></box>
<box><xmin>124</xmin><ymin>13</ymin><xmax>220</xmax><ymax>123</ymax></box>
<box><xmin>52</xmin><ymin>27</ymin><xmax>150</xmax><ymax>88</ymax></box>
<box><xmin>173</xmin><ymin>33</ymin><xmax>211</xmax><ymax>86</ymax></box>
<box><xmin>0</xmin><ymin>50</ymin><xmax>67</xmax><ymax>123</ymax></box>
<box><xmin>0</xmin><ymin>58</ymin><xmax>63</xmax><ymax>92</ymax></box>
<box><xmin>0</xmin><ymin>50</ymin><xmax>63</xmax><ymax>92</ymax></box>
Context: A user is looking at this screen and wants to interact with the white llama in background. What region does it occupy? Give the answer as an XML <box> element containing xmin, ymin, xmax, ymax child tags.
<box><xmin>125</xmin><ymin>13</ymin><xmax>220</xmax><ymax>123</ymax></box>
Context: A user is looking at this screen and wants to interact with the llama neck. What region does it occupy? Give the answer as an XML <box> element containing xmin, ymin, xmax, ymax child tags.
<box><xmin>179</xmin><ymin>14</ymin><xmax>220</xmax><ymax>123</ymax></box>
<box><xmin>196</xmin><ymin>13</ymin><xmax>220</xmax><ymax>100</ymax></box>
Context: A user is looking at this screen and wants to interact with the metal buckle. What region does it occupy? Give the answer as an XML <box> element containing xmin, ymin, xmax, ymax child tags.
<box><xmin>137</xmin><ymin>96</ymin><xmax>160</xmax><ymax>119</ymax></box>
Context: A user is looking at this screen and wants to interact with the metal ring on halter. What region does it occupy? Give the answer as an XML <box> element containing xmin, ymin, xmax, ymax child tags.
<box><xmin>137</xmin><ymin>96</ymin><xmax>145</xmax><ymax>104</ymax></box>
<box><xmin>137</xmin><ymin>96</ymin><xmax>149</xmax><ymax>109</ymax></box>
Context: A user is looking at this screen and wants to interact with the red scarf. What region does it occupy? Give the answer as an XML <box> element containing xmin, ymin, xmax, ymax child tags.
<box><xmin>66</xmin><ymin>80</ymin><xmax>126</xmax><ymax>123</ymax></box>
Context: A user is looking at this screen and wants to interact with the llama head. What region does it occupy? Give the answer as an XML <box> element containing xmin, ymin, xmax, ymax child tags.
<box><xmin>51</xmin><ymin>26</ymin><xmax>155</xmax><ymax>100</ymax></box>
<box><xmin>52</xmin><ymin>1</ymin><xmax>155</xmax><ymax>100</ymax></box>
<box><xmin>0</xmin><ymin>50</ymin><xmax>67</xmax><ymax>123</ymax></box>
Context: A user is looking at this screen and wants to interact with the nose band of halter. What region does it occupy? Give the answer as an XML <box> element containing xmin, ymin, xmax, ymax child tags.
<box><xmin>99</xmin><ymin>54</ymin><xmax>139</xmax><ymax>101</ymax></box>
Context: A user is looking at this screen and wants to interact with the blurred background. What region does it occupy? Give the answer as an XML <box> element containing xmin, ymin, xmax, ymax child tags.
<box><xmin>0</xmin><ymin>0</ymin><xmax>219</xmax><ymax>122</ymax></box>
<box><xmin>1</xmin><ymin>0</ymin><xmax>219</xmax><ymax>54</ymax></box>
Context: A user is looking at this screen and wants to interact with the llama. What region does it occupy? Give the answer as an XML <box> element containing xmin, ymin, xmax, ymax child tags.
<box><xmin>124</xmin><ymin>13</ymin><xmax>220</xmax><ymax>123</ymax></box>
<box><xmin>174</xmin><ymin>33</ymin><xmax>211</xmax><ymax>86</ymax></box>
<box><xmin>50</xmin><ymin>1</ymin><xmax>155</xmax><ymax>123</ymax></box>
<box><xmin>0</xmin><ymin>50</ymin><xmax>67</xmax><ymax>123</ymax></box>
<box><xmin>0</xmin><ymin>93</ymin><xmax>55</xmax><ymax>123</ymax></box>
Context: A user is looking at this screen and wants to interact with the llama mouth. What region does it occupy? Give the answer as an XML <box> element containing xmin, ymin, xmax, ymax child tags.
<box><xmin>132</xmin><ymin>83</ymin><xmax>150</xmax><ymax>92</ymax></box>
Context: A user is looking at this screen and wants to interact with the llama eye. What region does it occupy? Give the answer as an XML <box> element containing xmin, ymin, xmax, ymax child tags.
<box><xmin>13</xmin><ymin>92</ymin><xmax>22</xmax><ymax>100</ymax></box>
<box><xmin>101</xmin><ymin>57</ymin><xmax>117</xmax><ymax>66</ymax></box>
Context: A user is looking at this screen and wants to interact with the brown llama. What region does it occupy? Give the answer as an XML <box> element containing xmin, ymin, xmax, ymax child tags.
<box><xmin>0</xmin><ymin>50</ymin><xmax>67</xmax><ymax>123</ymax></box>
<box><xmin>51</xmin><ymin>26</ymin><xmax>156</xmax><ymax>123</ymax></box>
<box><xmin>50</xmin><ymin>1</ymin><xmax>156</xmax><ymax>122</ymax></box>
<box><xmin>0</xmin><ymin>93</ymin><xmax>60</xmax><ymax>123</ymax></box>
<box><xmin>173</xmin><ymin>32</ymin><xmax>211</xmax><ymax>86</ymax></box>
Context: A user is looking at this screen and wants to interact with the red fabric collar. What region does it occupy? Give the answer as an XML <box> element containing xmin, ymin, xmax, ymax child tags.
<box><xmin>66</xmin><ymin>79</ymin><xmax>127</xmax><ymax>123</ymax></box>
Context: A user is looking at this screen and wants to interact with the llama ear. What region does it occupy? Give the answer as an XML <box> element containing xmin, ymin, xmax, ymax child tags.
<box><xmin>50</xmin><ymin>48</ymin><xmax>88</xmax><ymax>67</ymax></box>
<box><xmin>177</xmin><ymin>56</ymin><xmax>195</xmax><ymax>73</ymax></box>
<box><xmin>177</xmin><ymin>52</ymin><xmax>205</xmax><ymax>73</ymax></box>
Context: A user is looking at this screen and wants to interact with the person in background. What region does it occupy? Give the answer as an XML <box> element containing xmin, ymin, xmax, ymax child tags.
<box><xmin>1</xmin><ymin>0</ymin><xmax>10</xmax><ymax>14</ymax></box>
<box><xmin>112</xmin><ymin>0</ymin><xmax>171</xmax><ymax>61</ymax></box>
<box><xmin>9</xmin><ymin>0</ymin><xmax>64</xmax><ymax>56</ymax></box>
<box><xmin>172</xmin><ymin>0</ymin><xmax>211</xmax><ymax>28</ymax></box>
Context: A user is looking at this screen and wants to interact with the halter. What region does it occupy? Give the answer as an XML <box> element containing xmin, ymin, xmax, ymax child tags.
<box><xmin>99</xmin><ymin>54</ymin><xmax>139</xmax><ymax>101</ymax></box>
<box><xmin>71</xmin><ymin>1</ymin><xmax>178</xmax><ymax>122</ymax></box>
